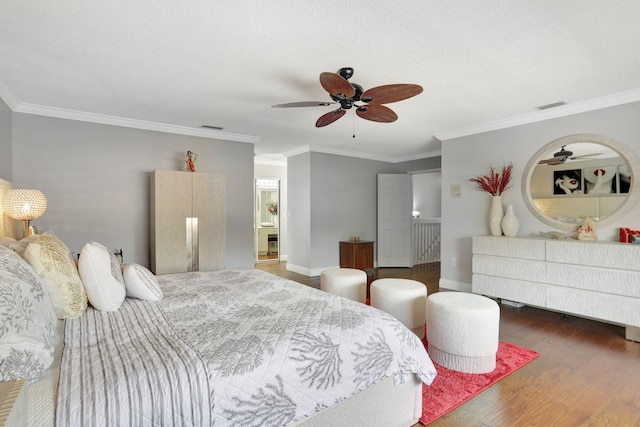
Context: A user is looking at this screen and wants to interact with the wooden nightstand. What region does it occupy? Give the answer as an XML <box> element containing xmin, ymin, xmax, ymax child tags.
<box><xmin>339</xmin><ymin>240</ymin><xmax>374</xmax><ymax>270</ymax></box>
<box><xmin>0</xmin><ymin>380</ymin><xmax>25</xmax><ymax>427</ymax></box>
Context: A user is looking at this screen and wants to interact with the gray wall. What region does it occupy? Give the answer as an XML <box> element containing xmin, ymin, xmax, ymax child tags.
<box><xmin>440</xmin><ymin>101</ymin><xmax>640</xmax><ymax>291</ymax></box>
<box><xmin>288</xmin><ymin>151</ymin><xmax>440</xmax><ymax>275</ymax></box>
<box><xmin>0</xmin><ymin>98</ymin><xmax>11</xmax><ymax>179</ymax></box>
<box><xmin>10</xmin><ymin>113</ymin><xmax>255</xmax><ymax>269</ymax></box>
<box><xmin>287</xmin><ymin>153</ymin><xmax>311</xmax><ymax>270</ymax></box>
<box><xmin>413</xmin><ymin>171</ymin><xmax>441</xmax><ymax>218</ymax></box>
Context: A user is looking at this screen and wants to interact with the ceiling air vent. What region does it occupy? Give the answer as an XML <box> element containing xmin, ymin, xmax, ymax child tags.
<box><xmin>201</xmin><ymin>125</ymin><xmax>224</xmax><ymax>130</ymax></box>
<box><xmin>536</xmin><ymin>101</ymin><xmax>566</xmax><ymax>111</ymax></box>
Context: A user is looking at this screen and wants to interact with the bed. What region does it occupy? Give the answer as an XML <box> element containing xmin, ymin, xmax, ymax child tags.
<box><xmin>0</xmin><ymin>235</ymin><xmax>437</xmax><ymax>427</ymax></box>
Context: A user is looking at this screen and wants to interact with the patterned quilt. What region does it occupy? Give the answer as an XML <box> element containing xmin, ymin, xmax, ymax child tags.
<box><xmin>57</xmin><ymin>269</ymin><xmax>437</xmax><ymax>426</ymax></box>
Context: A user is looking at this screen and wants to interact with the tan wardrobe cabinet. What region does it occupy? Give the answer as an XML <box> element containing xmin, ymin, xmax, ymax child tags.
<box><xmin>150</xmin><ymin>170</ymin><xmax>225</xmax><ymax>274</ymax></box>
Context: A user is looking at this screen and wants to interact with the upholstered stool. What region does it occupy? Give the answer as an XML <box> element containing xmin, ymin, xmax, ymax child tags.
<box><xmin>320</xmin><ymin>268</ymin><xmax>367</xmax><ymax>303</ymax></box>
<box><xmin>427</xmin><ymin>292</ymin><xmax>499</xmax><ymax>374</ymax></box>
<box><xmin>370</xmin><ymin>278</ymin><xmax>427</xmax><ymax>338</ymax></box>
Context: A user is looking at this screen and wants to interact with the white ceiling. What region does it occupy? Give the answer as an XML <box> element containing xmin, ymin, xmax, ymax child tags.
<box><xmin>2</xmin><ymin>1</ymin><xmax>640</xmax><ymax>163</ymax></box>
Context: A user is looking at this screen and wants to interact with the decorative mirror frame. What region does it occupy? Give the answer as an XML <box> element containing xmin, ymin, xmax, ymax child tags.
<box><xmin>522</xmin><ymin>134</ymin><xmax>640</xmax><ymax>231</ymax></box>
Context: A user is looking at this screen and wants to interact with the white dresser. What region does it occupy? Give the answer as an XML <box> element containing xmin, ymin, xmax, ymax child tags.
<box><xmin>472</xmin><ymin>235</ymin><xmax>640</xmax><ymax>340</ymax></box>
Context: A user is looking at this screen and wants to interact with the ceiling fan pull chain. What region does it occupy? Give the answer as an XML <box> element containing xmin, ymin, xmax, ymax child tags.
<box><xmin>353</xmin><ymin>111</ymin><xmax>356</xmax><ymax>138</ymax></box>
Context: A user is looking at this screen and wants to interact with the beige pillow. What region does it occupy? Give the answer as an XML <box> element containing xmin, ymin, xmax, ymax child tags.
<box><xmin>0</xmin><ymin>237</ymin><xmax>16</xmax><ymax>246</ymax></box>
<box><xmin>8</xmin><ymin>234</ymin><xmax>40</xmax><ymax>256</ymax></box>
<box><xmin>23</xmin><ymin>233</ymin><xmax>88</xmax><ymax>319</ymax></box>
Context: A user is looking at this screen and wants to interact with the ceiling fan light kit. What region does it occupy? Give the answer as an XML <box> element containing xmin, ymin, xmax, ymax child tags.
<box><xmin>273</xmin><ymin>67</ymin><xmax>423</xmax><ymax>128</ymax></box>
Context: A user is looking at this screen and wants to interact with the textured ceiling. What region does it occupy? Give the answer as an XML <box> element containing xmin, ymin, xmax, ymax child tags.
<box><xmin>2</xmin><ymin>1</ymin><xmax>640</xmax><ymax>163</ymax></box>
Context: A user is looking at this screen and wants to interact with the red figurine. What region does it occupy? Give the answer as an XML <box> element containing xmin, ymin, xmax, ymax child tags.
<box><xmin>185</xmin><ymin>150</ymin><xmax>197</xmax><ymax>172</ymax></box>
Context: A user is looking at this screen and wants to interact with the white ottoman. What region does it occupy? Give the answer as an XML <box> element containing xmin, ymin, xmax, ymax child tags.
<box><xmin>427</xmin><ymin>292</ymin><xmax>499</xmax><ymax>374</ymax></box>
<box><xmin>320</xmin><ymin>268</ymin><xmax>367</xmax><ymax>303</ymax></box>
<box><xmin>370</xmin><ymin>278</ymin><xmax>427</xmax><ymax>338</ymax></box>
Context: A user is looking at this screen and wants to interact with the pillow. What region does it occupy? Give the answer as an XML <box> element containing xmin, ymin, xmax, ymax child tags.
<box><xmin>0</xmin><ymin>246</ymin><xmax>57</xmax><ymax>381</ymax></box>
<box><xmin>122</xmin><ymin>263</ymin><xmax>163</xmax><ymax>301</ymax></box>
<box><xmin>78</xmin><ymin>241</ymin><xmax>126</xmax><ymax>311</ymax></box>
<box><xmin>0</xmin><ymin>237</ymin><xmax>16</xmax><ymax>246</ymax></box>
<box><xmin>23</xmin><ymin>233</ymin><xmax>88</xmax><ymax>319</ymax></box>
<box><xmin>8</xmin><ymin>234</ymin><xmax>40</xmax><ymax>256</ymax></box>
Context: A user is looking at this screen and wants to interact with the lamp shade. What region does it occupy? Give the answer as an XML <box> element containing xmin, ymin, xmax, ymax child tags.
<box><xmin>3</xmin><ymin>189</ymin><xmax>47</xmax><ymax>221</ymax></box>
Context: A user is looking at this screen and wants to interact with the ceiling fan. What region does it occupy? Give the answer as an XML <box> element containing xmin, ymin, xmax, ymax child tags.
<box><xmin>538</xmin><ymin>146</ymin><xmax>604</xmax><ymax>165</ymax></box>
<box><xmin>272</xmin><ymin>67</ymin><xmax>423</xmax><ymax>128</ymax></box>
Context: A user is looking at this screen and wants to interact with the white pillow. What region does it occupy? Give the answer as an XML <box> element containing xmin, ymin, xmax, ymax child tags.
<box><xmin>122</xmin><ymin>263</ymin><xmax>163</xmax><ymax>301</ymax></box>
<box><xmin>78</xmin><ymin>241</ymin><xmax>126</xmax><ymax>311</ymax></box>
<box><xmin>0</xmin><ymin>237</ymin><xmax>16</xmax><ymax>246</ymax></box>
<box><xmin>0</xmin><ymin>246</ymin><xmax>57</xmax><ymax>381</ymax></box>
<box><xmin>23</xmin><ymin>233</ymin><xmax>88</xmax><ymax>319</ymax></box>
<box><xmin>8</xmin><ymin>234</ymin><xmax>40</xmax><ymax>256</ymax></box>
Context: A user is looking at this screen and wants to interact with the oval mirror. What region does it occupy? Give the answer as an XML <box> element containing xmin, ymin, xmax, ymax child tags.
<box><xmin>522</xmin><ymin>134</ymin><xmax>640</xmax><ymax>231</ymax></box>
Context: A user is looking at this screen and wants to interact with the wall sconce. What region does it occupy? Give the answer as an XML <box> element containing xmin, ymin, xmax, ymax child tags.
<box><xmin>2</xmin><ymin>189</ymin><xmax>47</xmax><ymax>238</ymax></box>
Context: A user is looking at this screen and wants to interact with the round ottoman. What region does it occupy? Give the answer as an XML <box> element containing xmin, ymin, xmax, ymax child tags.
<box><xmin>370</xmin><ymin>278</ymin><xmax>427</xmax><ymax>338</ymax></box>
<box><xmin>320</xmin><ymin>268</ymin><xmax>367</xmax><ymax>303</ymax></box>
<box><xmin>427</xmin><ymin>292</ymin><xmax>499</xmax><ymax>374</ymax></box>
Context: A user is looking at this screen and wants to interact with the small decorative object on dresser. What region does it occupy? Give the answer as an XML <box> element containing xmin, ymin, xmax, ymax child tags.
<box><xmin>620</xmin><ymin>227</ymin><xmax>640</xmax><ymax>243</ymax></box>
<box><xmin>500</xmin><ymin>204</ymin><xmax>520</xmax><ymax>236</ymax></box>
<box><xmin>185</xmin><ymin>150</ymin><xmax>198</xmax><ymax>172</ymax></box>
<box><xmin>488</xmin><ymin>196</ymin><xmax>504</xmax><ymax>236</ymax></box>
<box><xmin>469</xmin><ymin>163</ymin><xmax>514</xmax><ymax>236</ymax></box>
<box><xmin>576</xmin><ymin>216</ymin><xmax>597</xmax><ymax>241</ymax></box>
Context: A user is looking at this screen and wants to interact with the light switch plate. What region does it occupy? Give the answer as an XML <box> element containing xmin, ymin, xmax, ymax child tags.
<box><xmin>450</xmin><ymin>184</ymin><xmax>462</xmax><ymax>198</ymax></box>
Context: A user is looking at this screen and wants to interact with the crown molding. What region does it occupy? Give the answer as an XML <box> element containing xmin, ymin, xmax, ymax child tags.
<box><xmin>283</xmin><ymin>145</ymin><xmax>441</xmax><ymax>163</ymax></box>
<box><xmin>11</xmin><ymin>102</ymin><xmax>261</xmax><ymax>143</ymax></box>
<box><xmin>434</xmin><ymin>88</ymin><xmax>640</xmax><ymax>141</ymax></box>
<box><xmin>253</xmin><ymin>155</ymin><xmax>287</xmax><ymax>166</ymax></box>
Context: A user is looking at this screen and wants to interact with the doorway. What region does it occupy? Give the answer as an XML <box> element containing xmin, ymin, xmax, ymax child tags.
<box><xmin>255</xmin><ymin>178</ymin><xmax>280</xmax><ymax>262</ymax></box>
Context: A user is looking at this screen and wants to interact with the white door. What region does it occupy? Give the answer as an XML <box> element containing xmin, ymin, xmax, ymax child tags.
<box><xmin>377</xmin><ymin>173</ymin><xmax>412</xmax><ymax>267</ymax></box>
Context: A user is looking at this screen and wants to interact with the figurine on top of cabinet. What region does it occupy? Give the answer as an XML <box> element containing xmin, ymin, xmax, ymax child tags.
<box><xmin>577</xmin><ymin>216</ymin><xmax>597</xmax><ymax>241</ymax></box>
<box><xmin>185</xmin><ymin>150</ymin><xmax>198</xmax><ymax>172</ymax></box>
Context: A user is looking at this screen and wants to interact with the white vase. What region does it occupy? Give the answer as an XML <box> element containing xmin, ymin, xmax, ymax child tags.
<box><xmin>489</xmin><ymin>195</ymin><xmax>504</xmax><ymax>236</ymax></box>
<box><xmin>501</xmin><ymin>204</ymin><xmax>520</xmax><ymax>237</ymax></box>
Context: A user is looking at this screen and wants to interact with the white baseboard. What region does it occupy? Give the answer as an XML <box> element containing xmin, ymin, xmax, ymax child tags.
<box><xmin>501</xmin><ymin>299</ymin><xmax>525</xmax><ymax>308</ymax></box>
<box><xmin>286</xmin><ymin>263</ymin><xmax>311</xmax><ymax>276</ymax></box>
<box><xmin>438</xmin><ymin>278</ymin><xmax>472</xmax><ymax>293</ymax></box>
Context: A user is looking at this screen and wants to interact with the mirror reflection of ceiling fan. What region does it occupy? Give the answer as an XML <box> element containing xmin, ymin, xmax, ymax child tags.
<box><xmin>272</xmin><ymin>67</ymin><xmax>423</xmax><ymax>128</ymax></box>
<box><xmin>538</xmin><ymin>145</ymin><xmax>604</xmax><ymax>166</ymax></box>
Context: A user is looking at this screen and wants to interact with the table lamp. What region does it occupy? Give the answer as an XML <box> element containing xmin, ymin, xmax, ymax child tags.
<box><xmin>3</xmin><ymin>189</ymin><xmax>47</xmax><ymax>238</ymax></box>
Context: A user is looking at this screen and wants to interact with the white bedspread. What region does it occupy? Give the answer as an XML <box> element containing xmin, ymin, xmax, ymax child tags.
<box><xmin>57</xmin><ymin>269</ymin><xmax>436</xmax><ymax>426</ymax></box>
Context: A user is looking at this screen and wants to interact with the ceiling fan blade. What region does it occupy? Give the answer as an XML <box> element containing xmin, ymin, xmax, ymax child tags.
<box><xmin>315</xmin><ymin>109</ymin><xmax>346</xmax><ymax>127</ymax></box>
<box><xmin>570</xmin><ymin>152</ymin><xmax>605</xmax><ymax>160</ymax></box>
<box><xmin>361</xmin><ymin>84</ymin><xmax>423</xmax><ymax>104</ymax></box>
<box><xmin>319</xmin><ymin>72</ymin><xmax>356</xmax><ymax>98</ymax></box>
<box><xmin>538</xmin><ymin>158</ymin><xmax>565</xmax><ymax>165</ymax></box>
<box><xmin>356</xmin><ymin>104</ymin><xmax>398</xmax><ymax>123</ymax></box>
<box><xmin>272</xmin><ymin>101</ymin><xmax>336</xmax><ymax>108</ymax></box>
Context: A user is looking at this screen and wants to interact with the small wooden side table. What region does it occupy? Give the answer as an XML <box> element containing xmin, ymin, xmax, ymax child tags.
<box><xmin>339</xmin><ymin>240</ymin><xmax>374</xmax><ymax>270</ymax></box>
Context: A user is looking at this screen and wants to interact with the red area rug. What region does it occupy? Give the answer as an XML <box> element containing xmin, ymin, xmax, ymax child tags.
<box><xmin>420</xmin><ymin>341</ymin><xmax>539</xmax><ymax>425</ymax></box>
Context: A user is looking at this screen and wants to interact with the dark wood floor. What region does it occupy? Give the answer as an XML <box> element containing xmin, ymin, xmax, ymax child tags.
<box><xmin>255</xmin><ymin>261</ymin><xmax>640</xmax><ymax>426</ymax></box>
